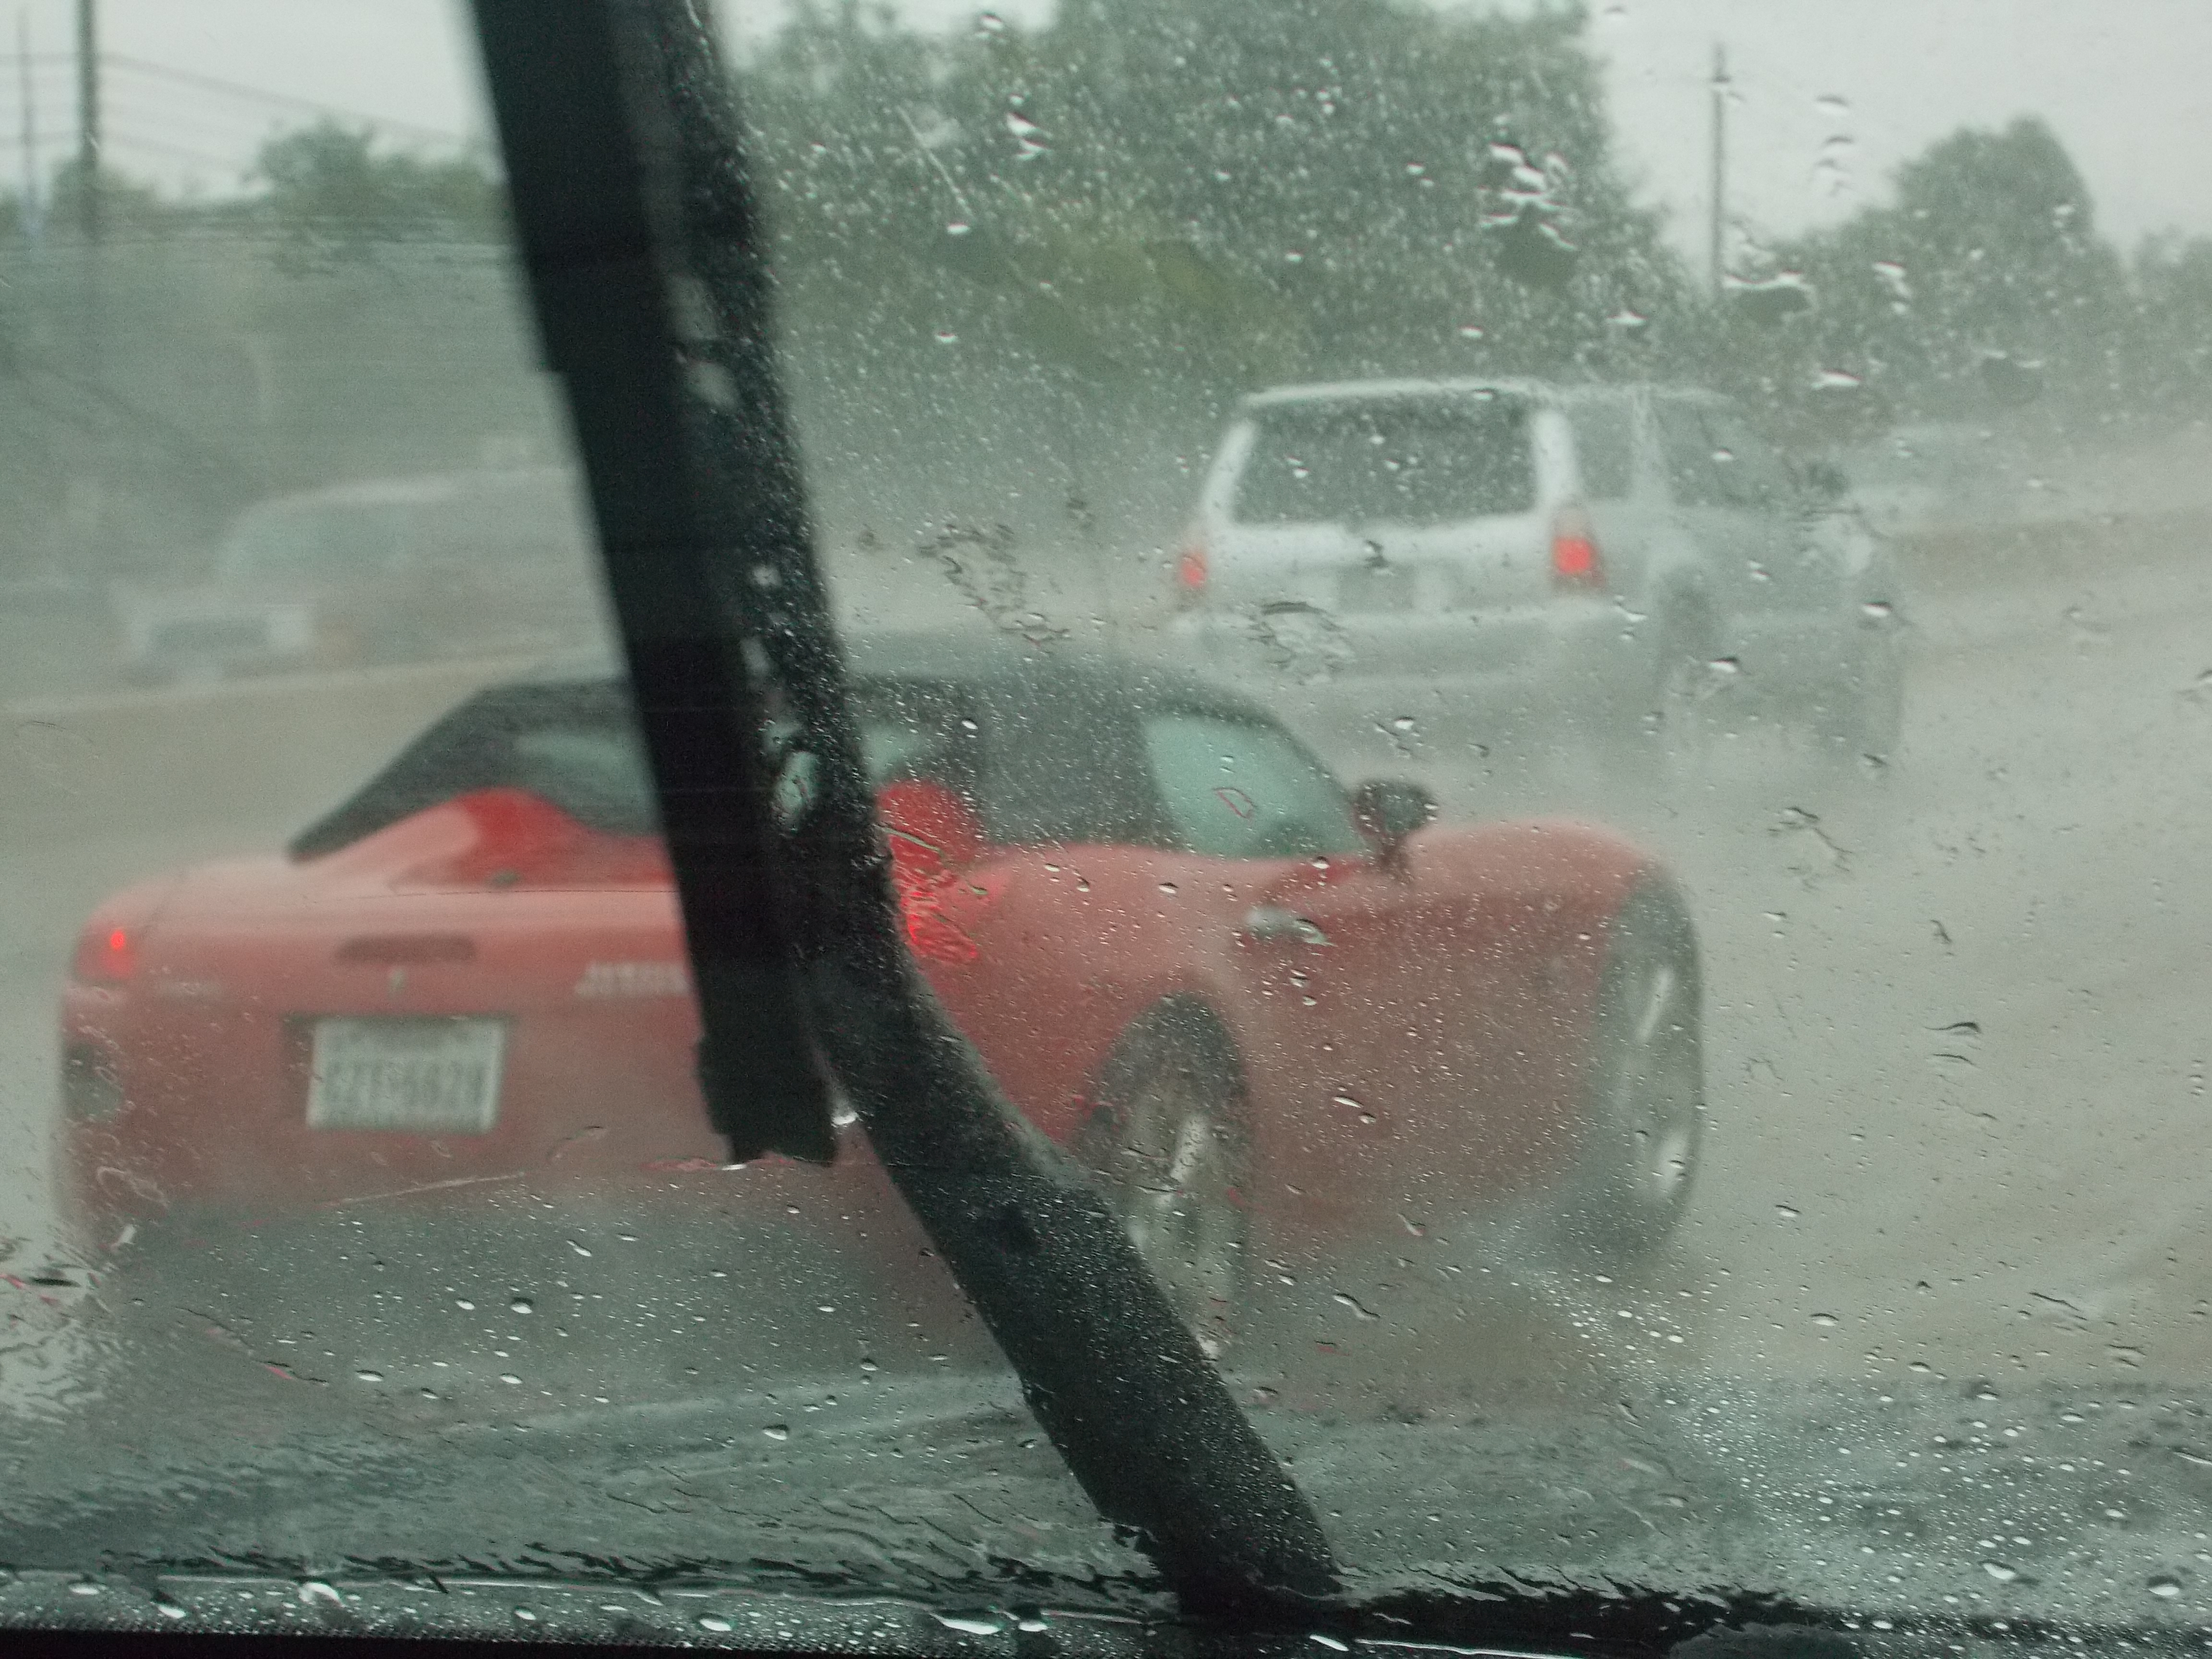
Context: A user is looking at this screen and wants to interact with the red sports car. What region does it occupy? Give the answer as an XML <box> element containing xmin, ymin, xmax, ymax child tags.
<box><xmin>58</xmin><ymin>644</ymin><xmax>1702</xmax><ymax>1367</ymax></box>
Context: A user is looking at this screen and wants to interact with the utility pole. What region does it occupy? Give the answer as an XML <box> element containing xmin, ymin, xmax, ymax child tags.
<box><xmin>18</xmin><ymin>9</ymin><xmax>38</xmax><ymax>245</ymax></box>
<box><xmin>1708</xmin><ymin>41</ymin><xmax>1728</xmax><ymax>297</ymax></box>
<box><xmin>74</xmin><ymin>0</ymin><xmax>101</xmax><ymax>565</ymax></box>
<box><xmin>75</xmin><ymin>0</ymin><xmax>97</xmax><ymax>244</ymax></box>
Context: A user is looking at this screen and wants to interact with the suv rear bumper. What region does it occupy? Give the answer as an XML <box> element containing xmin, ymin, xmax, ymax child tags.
<box><xmin>1163</xmin><ymin>601</ymin><xmax>1878</xmax><ymax>743</ymax></box>
<box><xmin>1165</xmin><ymin>599</ymin><xmax>1650</xmax><ymax>712</ymax></box>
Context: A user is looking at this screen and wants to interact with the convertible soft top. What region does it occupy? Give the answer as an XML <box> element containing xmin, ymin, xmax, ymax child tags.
<box><xmin>288</xmin><ymin>642</ymin><xmax>1296</xmax><ymax>861</ymax></box>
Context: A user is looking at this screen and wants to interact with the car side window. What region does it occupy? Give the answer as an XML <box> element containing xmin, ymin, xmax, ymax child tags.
<box><xmin>1698</xmin><ymin>406</ymin><xmax>1795</xmax><ymax>508</ymax></box>
<box><xmin>1143</xmin><ymin>712</ymin><xmax>1365</xmax><ymax>860</ymax></box>
<box><xmin>1659</xmin><ymin>400</ymin><xmax>1793</xmax><ymax>510</ymax></box>
<box><xmin>1564</xmin><ymin>401</ymin><xmax>1636</xmax><ymax>501</ymax></box>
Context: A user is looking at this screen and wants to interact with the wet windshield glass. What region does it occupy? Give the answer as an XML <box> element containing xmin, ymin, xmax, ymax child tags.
<box><xmin>10</xmin><ymin>0</ymin><xmax>2212</xmax><ymax>1645</ymax></box>
<box><xmin>1233</xmin><ymin>399</ymin><xmax>1536</xmax><ymax>526</ymax></box>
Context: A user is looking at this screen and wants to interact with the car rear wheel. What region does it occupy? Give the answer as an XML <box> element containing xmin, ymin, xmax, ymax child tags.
<box><xmin>1559</xmin><ymin>882</ymin><xmax>1704</xmax><ymax>1264</ymax></box>
<box><xmin>1080</xmin><ymin>1009</ymin><xmax>1249</xmax><ymax>1356</ymax></box>
<box><xmin>1608</xmin><ymin>621</ymin><xmax>1719</xmax><ymax>785</ymax></box>
<box><xmin>1656</xmin><ymin>635</ymin><xmax>1722</xmax><ymax>765</ymax></box>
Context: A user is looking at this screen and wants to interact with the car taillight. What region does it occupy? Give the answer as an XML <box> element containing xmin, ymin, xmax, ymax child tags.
<box><xmin>72</xmin><ymin>925</ymin><xmax>137</xmax><ymax>985</ymax></box>
<box><xmin>1551</xmin><ymin>505</ymin><xmax>1603</xmax><ymax>588</ymax></box>
<box><xmin>1175</xmin><ymin>537</ymin><xmax>1208</xmax><ymax>603</ymax></box>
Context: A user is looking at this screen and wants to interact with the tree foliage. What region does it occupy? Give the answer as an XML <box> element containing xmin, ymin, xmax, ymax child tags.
<box><xmin>1706</xmin><ymin>117</ymin><xmax>2137</xmax><ymax>437</ymax></box>
<box><xmin>743</xmin><ymin>0</ymin><xmax>1687</xmax><ymax>397</ymax></box>
<box><xmin>248</xmin><ymin>121</ymin><xmax>503</xmax><ymax>258</ymax></box>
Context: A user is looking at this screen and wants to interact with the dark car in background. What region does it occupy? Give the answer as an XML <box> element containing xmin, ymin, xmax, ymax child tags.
<box><xmin>109</xmin><ymin>467</ymin><xmax>606</xmax><ymax>686</ymax></box>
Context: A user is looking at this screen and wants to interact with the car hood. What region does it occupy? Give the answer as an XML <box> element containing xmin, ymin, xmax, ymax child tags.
<box><xmin>3</xmin><ymin>1353</ymin><xmax>2205</xmax><ymax>1645</ymax></box>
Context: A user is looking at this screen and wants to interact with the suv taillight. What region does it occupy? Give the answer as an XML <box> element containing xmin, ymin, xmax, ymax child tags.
<box><xmin>1175</xmin><ymin>537</ymin><xmax>1208</xmax><ymax>605</ymax></box>
<box><xmin>1551</xmin><ymin>505</ymin><xmax>1603</xmax><ymax>589</ymax></box>
<box><xmin>71</xmin><ymin>925</ymin><xmax>137</xmax><ymax>985</ymax></box>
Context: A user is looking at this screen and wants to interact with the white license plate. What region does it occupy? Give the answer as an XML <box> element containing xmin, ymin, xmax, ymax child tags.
<box><xmin>306</xmin><ymin>1017</ymin><xmax>508</xmax><ymax>1134</ymax></box>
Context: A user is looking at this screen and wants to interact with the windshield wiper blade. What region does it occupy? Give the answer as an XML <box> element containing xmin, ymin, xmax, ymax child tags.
<box><xmin>468</xmin><ymin>0</ymin><xmax>1338</xmax><ymax>1619</ymax></box>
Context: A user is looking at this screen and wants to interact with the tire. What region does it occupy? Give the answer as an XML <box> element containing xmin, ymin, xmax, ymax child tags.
<box><xmin>1656</xmin><ymin>631</ymin><xmax>1723</xmax><ymax>763</ymax></box>
<box><xmin>1079</xmin><ymin>1006</ymin><xmax>1249</xmax><ymax>1356</ymax></box>
<box><xmin>1559</xmin><ymin>882</ymin><xmax>1704</xmax><ymax>1264</ymax></box>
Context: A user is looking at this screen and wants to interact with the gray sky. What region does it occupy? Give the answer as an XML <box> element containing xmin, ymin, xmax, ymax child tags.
<box><xmin>19</xmin><ymin>0</ymin><xmax>2212</xmax><ymax>267</ymax></box>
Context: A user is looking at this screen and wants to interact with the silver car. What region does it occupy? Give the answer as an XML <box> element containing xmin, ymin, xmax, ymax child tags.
<box><xmin>1170</xmin><ymin>378</ymin><xmax>1905</xmax><ymax>763</ymax></box>
<box><xmin>112</xmin><ymin>469</ymin><xmax>607</xmax><ymax>686</ymax></box>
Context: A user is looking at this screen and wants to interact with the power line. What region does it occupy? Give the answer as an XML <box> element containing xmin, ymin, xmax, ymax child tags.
<box><xmin>100</xmin><ymin>129</ymin><xmax>247</xmax><ymax>169</ymax></box>
<box><xmin>96</xmin><ymin>94</ymin><xmax>321</xmax><ymax>149</ymax></box>
<box><xmin>0</xmin><ymin>53</ymin><xmax>469</xmax><ymax>147</ymax></box>
<box><xmin>0</xmin><ymin>45</ymin><xmax>487</xmax><ymax>194</ymax></box>
<box><xmin>102</xmin><ymin>53</ymin><xmax>469</xmax><ymax>146</ymax></box>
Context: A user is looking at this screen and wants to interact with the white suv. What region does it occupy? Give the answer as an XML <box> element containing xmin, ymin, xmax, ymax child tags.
<box><xmin>1169</xmin><ymin>378</ymin><xmax>1904</xmax><ymax>763</ymax></box>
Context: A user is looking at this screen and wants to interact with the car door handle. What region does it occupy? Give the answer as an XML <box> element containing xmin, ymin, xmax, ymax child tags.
<box><xmin>1241</xmin><ymin>904</ymin><xmax>1329</xmax><ymax>945</ymax></box>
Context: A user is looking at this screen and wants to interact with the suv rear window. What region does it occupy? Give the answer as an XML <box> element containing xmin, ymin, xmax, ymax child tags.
<box><xmin>1232</xmin><ymin>397</ymin><xmax>1535</xmax><ymax>526</ymax></box>
<box><xmin>1565</xmin><ymin>400</ymin><xmax>1636</xmax><ymax>500</ymax></box>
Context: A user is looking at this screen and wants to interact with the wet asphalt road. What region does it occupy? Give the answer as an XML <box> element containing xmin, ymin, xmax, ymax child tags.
<box><xmin>5</xmin><ymin>540</ymin><xmax>2212</xmax><ymax>1626</ymax></box>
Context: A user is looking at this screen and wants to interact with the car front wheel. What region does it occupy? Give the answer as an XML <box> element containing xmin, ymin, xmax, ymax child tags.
<box><xmin>1079</xmin><ymin>1008</ymin><xmax>1250</xmax><ymax>1356</ymax></box>
<box><xmin>1559</xmin><ymin>881</ymin><xmax>1704</xmax><ymax>1264</ymax></box>
<box><xmin>1603</xmin><ymin>614</ymin><xmax>1721</xmax><ymax>785</ymax></box>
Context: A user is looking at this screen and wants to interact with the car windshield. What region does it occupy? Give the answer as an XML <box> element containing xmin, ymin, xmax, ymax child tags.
<box><xmin>11</xmin><ymin>0</ymin><xmax>2212</xmax><ymax>1649</ymax></box>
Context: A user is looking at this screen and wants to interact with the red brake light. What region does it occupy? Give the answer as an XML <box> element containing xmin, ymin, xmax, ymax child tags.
<box><xmin>1551</xmin><ymin>505</ymin><xmax>1603</xmax><ymax>588</ymax></box>
<box><xmin>876</xmin><ymin>781</ymin><xmax>986</xmax><ymax>966</ymax></box>
<box><xmin>74</xmin><ymin>925</ymin><xmax>137</xmax><ymax>985</ymax></box>
<box><xmin>1176</xmin><ymin>538</ymin><xmax>1208</xmax><ymax>600</ymax></box>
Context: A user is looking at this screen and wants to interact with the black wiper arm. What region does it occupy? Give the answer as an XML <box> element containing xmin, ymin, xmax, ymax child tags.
<box><xmin>468</xmin><ymin>0</ymin><xmax>1338</xmax><ymax>1619</ymax></box>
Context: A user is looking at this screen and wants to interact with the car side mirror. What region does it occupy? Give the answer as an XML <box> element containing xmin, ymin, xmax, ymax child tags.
<box><xmin>1351</xmin><ymin>779</ymin><xmax>1437</xmax><ymax>861</ymax></box>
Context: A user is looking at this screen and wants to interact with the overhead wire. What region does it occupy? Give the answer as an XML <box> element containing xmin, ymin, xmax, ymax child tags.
<box><xmin>102</xmin><ymin>55</ymin><xmax>470</xmax><ymax>147</ymax></box>
<box><xmin>0</xmin><ymin>49</ymin><xmax>476</xmax><ymax>192</ymax></box>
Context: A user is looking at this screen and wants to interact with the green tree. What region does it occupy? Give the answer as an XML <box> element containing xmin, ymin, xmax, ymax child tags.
<box><xmin>249</xmin><ymin>121</ymin><xmax>502</xmax><ymax>259</ymax></box>
<box><xmin>1710</xmin><ymin>116</ymin><xmax>2124</xmax><ymax>432</ymax></box>
<box><xmin>743</xmin><ymin>0</ymin><xmax>1685</xmax><ymax>390</ymax></box>
<box><xmin>43</xmin><ymin>158</ymin><xmax>173</xmax><ymax>243</ymax></box>
<box><xmin>2121</xmin><ymin>232</ymin><xmax>2212</xmax><ymax>418</ymax></box>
